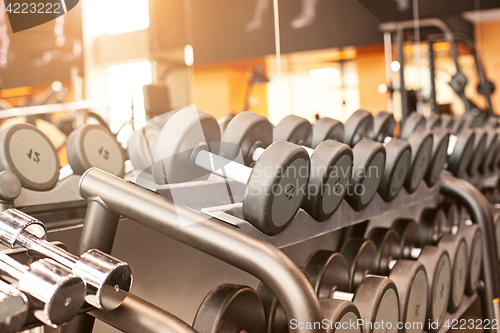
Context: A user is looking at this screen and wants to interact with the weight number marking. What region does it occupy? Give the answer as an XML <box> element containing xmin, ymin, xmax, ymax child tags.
<box><xmin>98</xmin><ymin>147</ymin><xmax>109</xmax><ymax>160</ymax></box>
<box><xmin>27</xmin><ymin>149</ymin><xmax>41</xmax><ymax>163</ymax></box>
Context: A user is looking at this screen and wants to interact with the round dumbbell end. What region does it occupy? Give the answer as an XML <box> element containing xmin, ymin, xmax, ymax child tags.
<box><xmin>152</xmin><ymin>109</ymin><xmax>221</xmax><ymax>184</ymax></box>
<box><xmin>244</xmin><ymin>141</ymin><xmax>310</xmax><ymax>235</ymax></box>
<box><xmin>0</xmin><ymin>283</ymin><xmax>29</xmax><ymax>333</ymax></box>
<box><xmin>273</xmin><ymin>115</ymin><xmax>313</xmax><ymax>146</ymax></box>
<box><xmin>352</xmin><ymin>276</ymin><xmax>399</xmax><ymax>333</ymax></box>
<box><xmin>73</xmin><ymin>249</ymin><xmax>133</xmax><ymax>310</ymax></box>
<box><xmin>400</xmin><ymin>113</ymin><xmax>426</xmax><ymax>140</ymax></box>
<box><xmin>418</xmin><ymin>246</ymin><xmax>451</xmax><ymax>331</ymax></box>
<box><xmin>193</xmin><ymin>284</ymin><xmax>266</xmax><ymax>333</ymax></box>
<box><xmin>405</xmin><ymin>128</ymin><xmax>433</xmax><ymax>193</ymax></box>
<box><xmin>0</xmin><ymin>123</ymin><xmax>60</xmax><ymax>191</ymax></box>
<box><xmin>437</xmin><ymin>234</ymin><xmax>467</xmax><ymax>313</ymax></box>
<box><xmin>460</xmin><ymin>225</ymin><xmax>482</xmax><ymax>295</ymax></box>
<box><xmin>320</xmin><ymin>299</ymin><xmax>362</xmax><ymax>333</ymax></box>
<box><xmin>97</xmin><ymin>264</ymin><xmax>133</xmax><ymax>310</ymax></box>
<box><xmin>480</xmin><ymin>130</ymin><xmax>498</xmax><ymax>174</ymax></box>
<box><xmin>371</xmin><ymin>111</ymin><xmax>395</xmax><ymax>142</ymax></box>
<box><xmin>340</xmin><ymin>239</ymin><xmax>377</xmax><ymax>292</ymax></box>
<box><xmin>305</xmin><ymin>251</ymin><xmax>350</xmax><ymax>299</ymax></box>
<box><xmin>379</xmin><ymin>139</ymin><xmax>411</xmax><ymax>202</ymax></box>
<box><xmin>345</xmin><ymin>140</ymin><xmax>386</xmax><ymax>211</ymax></box>
<box><xmin>67</xmin><ymin>124</ymin><xmax>126</xmax><ymax>177</ymax></box>
<box><xmin>302</xmin><ymin>140</ymin><xmax>352</xmax><ymax>221</ymax></box>
<box><xmin>46</xmin><ymin>276</ymin><xmax>87</xmax><ymax>326</ymax></box>
<box><xmin>221</xmin><ymin>111</ymin><xmax>273</xmax><ymax>166</ymax></box>
<box><xmin>344</xmin><ymin>110</ymin><xmax>374</xmax><ymax>147</ymax></box>
<box><xmin>448</xmin><ymin>129</ymin><xmax>475</xmax><ymax>178</ymax></box>
<box><xmin>127</xmin><ymin>123</ymin><xmax>162</xmax><ymax>172</ymax></box>
<box><xmin>311</xmin><ymin>117</ymin><xmax>344</xmax><ymax>148</ymax></box>
<box><xmin>20</xmin><ymin>259</ymin><xmax>86</xmax><ymax>327</ymax></box>
<box><xmin>367</xmin><ymin>228</ymin><xmax>401</xmax><ymax>276</ymax></box>
<box><xmin>468</xmin><ymin>129</ymin><xmax>487</xmax><ymax>176</ymax></box>
<box><xmin>425</xmin><ymin>128</ymin><xmax>450</xmax><ymax>186</ymax></box>
<box><xmin>0</xmin><ymin>171</ymin><xmax>21</xmax><ymax>202</ymax></box>
<box><xmin>0</xmin><ymin>209</ymin><xmax>47</xmax><ymax>248</ymax></box>
<box><xmin>388</xmin><ymin>260</ymin><xmax>428</xmax><ymax>333</ymax></box>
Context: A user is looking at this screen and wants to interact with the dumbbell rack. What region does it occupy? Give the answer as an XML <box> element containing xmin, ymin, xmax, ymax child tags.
<box><xmin>6</xmin><ymin>171</ymin><xmax>495</xmax><ymax>333</ymax></box>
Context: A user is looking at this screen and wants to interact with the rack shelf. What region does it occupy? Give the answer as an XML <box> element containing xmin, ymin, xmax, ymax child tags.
<box><xmin>200</xmin><ymin>181</ymin><xmax>441</xmax><ymax>248</ymax></box>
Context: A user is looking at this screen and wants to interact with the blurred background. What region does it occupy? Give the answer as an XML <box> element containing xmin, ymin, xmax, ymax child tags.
<box><xmin>1</xmin><ymin>0</ymin><xmax>500</xmax><ymax>148</ymax></box>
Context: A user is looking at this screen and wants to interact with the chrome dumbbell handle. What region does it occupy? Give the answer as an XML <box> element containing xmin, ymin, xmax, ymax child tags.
<box><xmin>0</xmin><ymin>209</ymin><xmax>132</xmax><ymax>310</ymax></box>
<box><xmin>0</xmin><ymin>252</ymin><xmax>86</xmax><ymax>327</ymax></box>
<box><xmin>17</xmin><ymin>231</ymin><xmax>76</xmax><ymax>268</ymax></box>
<box><xmin>0</xmin><ymin>251</ymin><xmax>26</xmax><ymax>280</ymax></box>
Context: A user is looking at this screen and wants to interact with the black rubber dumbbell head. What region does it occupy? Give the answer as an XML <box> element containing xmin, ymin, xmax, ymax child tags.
<box><xmin>467</xmin><ymin>129</ymin><xmax>487</xmax><ymax>176</ymax></box>
<box><xmin>370</xmin><ymin>111</ymin><xmax>395</xmax><ymax>142</ymax></box>
<box><xmin>405</xmin><ymin>128</ymin><xmax>433</xmax><ymax>193</ymax></box>
<box><xmin>193</xmin><ymin>284</ymin><xmax>266</xmax><ymax>333</ymax></box>
<box><xmin>425</xmin><ymin>128</ymin><xmax>449</xmax><ymax>186</ymax></box>
<box><xmin>221</xmin><ymin>111</ymin><xmax>273</xmax><ymax>167</ymax></box>
<box><xmin>302</xmin><ymin>140</ymin><xmax>353</xmax><ymax>221</ymax></box>
<box><xmin>344</xmin><ymin>110</ymin><xmax>373</xmax><ymax>147</ymax></box>
<box><xmin>400</xmin><ymin>113</ymin><xmax>426</xmax><ymax>141</ymax></box>
<box><xmin>273</xmin><ymin>115</ymin><xmax>312</xmax><ymax>146</ymax></box>
<box><xmin>447</xmin><ymin>128</ymin><xmax>475</xmax><ymax>178</ymax></box>
<box><xmin>345</xmin><ymin>140</ymin><xmax>386</xmax><ymax>211</ymax></box>
<box><xmin>379</xmin><ymin>138</ymin><xmax>411</xmax><ymax>201</ymax></box>
<box><xmin>311</xmin><ymin>117</ymin><xmax>344</xmax><ymax>148</ymax></box>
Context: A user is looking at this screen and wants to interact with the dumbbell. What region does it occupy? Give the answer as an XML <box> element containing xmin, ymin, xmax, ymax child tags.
<box><xmin>340</xmin><ymin>237</ymin><xmax>428</xmax><ymax>333</ymax></box>
<box><xmin>193</xmin><ymin>284</ymin><xmax>266</xmax><ymax>333</ymax></box>
<box><xmin>0</xmin><ymin>123</ymin><xmax>60</xmax><ymax>191</ymax></box>
<box><xmin>59</xmin><ymin>124</ymin><xmax>126</xmax><ymax>180</ymax></box>
<box><xmin>349</xmin><ymin>110</ymin><xmax>430</xmax><ymax>195</ymax></box>
<box><xmin>467</xmin><ymin>129</ymin><xmax>487</xmax><ymax>176</ymax></box>
<box><xmin>314</xmin><ymin>110</ymin><xmax>411</xmax><ymax>201</ymax></box>
<box><xmin>304</xmin><ymin>251</ymin><xmax>399</xmax><ymax>333</ymax></box>
<box><xmin>381</xmin><ymin>112</ymin><xmax>446</xmax><ymax>188</ymax></box>
<box><xmin>258</xmin><ymin>251</ymin><xmax>399</xmax><ymax>333</ymax></box>
<box><xmin>224</xmin><ymin>112</ymin><xmax>352</xmax><ymax>221</ymax></box>
<box><xmin>369</xmin><ymin>224</ymin><xmax>451</xmax><ymax>333</ymax></box>
<box><xmin>343</xmin><ymin>110</ymin><xmax>411</xmax><ymax>201</ymax></box>
<box><xmin>127</xmin><ymin>110</ymin><xmax>179</xmax><ymax>173</ymax></box>
<box><xmin>477</xmin><ymin>129</ymin><xmax>499</xmax><ymax>174</ymax></box>
<box><xmin>371</xmin><ymin>111</ymin><xmax>438</xmax><ymax>194</ymax></box>
<box><xmin>152</xmin><ymin>108</ymin><xmax>310</xmax><ymax>235</ymax></box>
<box><xmin>0</xmin><ymin>209</ymin><xmax>132</xmax><ymax>310</ymax></box>
<box><xmin>420</xmin><ymin>208</ymin><xmax>482</xmax><ymax>296</ymax></box>
<box><xmin>0</xmin><ymin>252</ymin><xmax>86</xmax><ymax>327</ymax></box>
<box><xmin>258</xmin><ymin>280</ymin><xmax>362</xmax><ymax>333</ymax></box>
<box><xmin>393</xmin><ymin>218</ymin><xmax>467</xmax><ymax>313</ymax></box>
<box><xmin>403</xmin><ymin>113</ymin><xmax>475</xmax><ymax>179</ymax></box>
<box><xmin>275</xmin><ymin>114</ymin><xmax>386</xmax><ymax>210</ymax></box>
<box><xmin>311</xmin><ymin>117</ymin><xmax>344</xmax><ymax>148</ymax></box>
<box><xmin>0</xmin><ymin>279</ymin><xmax>29</xmax><ymax>333</ymax></box>
<box><xmin>127</xmin><ymin>123</ymin><xmax>161</xmax><ymax>173</ymax></box>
